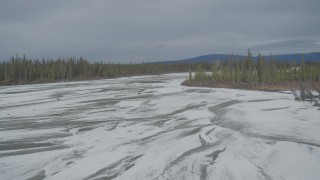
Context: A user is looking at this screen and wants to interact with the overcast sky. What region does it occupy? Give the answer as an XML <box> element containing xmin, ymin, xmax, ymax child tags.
<box><xmin>0</xmin><ymin>0</ymin><xmax>319</xmax><ymax>62</ymax></box>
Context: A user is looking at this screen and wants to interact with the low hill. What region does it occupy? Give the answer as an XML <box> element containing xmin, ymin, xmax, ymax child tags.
<box><xmin>160</xmin><ymin>52</ymin><xmax>320</xmax><ymax>64</ymax></box>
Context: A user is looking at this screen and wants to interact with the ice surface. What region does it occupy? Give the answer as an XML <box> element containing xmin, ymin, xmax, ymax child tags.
<box><xmin>0</xmin><ymin>73</ymin><xmax>319</xmax><ymax>180</ymax></box>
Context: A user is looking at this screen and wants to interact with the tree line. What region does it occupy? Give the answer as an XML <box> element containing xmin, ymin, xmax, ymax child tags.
<box><xmin>189</xmin><ymin>50</ymin><xmax>320</xmax><ymax>84</ymax></box>
<box><xmin>1</xmin><ymin>51</ymin><xmax>319</xmax><ymax>86</ymax></box>
<box><xmin>0</xmin><ymin>55</ymin><xmax>190</xmax><ymax>85</ymax></box>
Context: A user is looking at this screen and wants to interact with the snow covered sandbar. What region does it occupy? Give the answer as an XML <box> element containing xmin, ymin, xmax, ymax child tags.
<box><xmin>0</xmin><ymin>73</ymin><xmax>319</xmax><ymax>180</ymax></box>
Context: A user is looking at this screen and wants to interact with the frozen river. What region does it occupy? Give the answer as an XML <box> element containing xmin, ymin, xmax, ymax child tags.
<box><xmin>0</xmin><ymin>73</ymin><xmax>320</xmax><ymax>180</ymax></box>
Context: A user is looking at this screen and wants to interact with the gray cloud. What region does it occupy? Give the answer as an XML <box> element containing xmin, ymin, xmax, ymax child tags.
<box><xmin>0</xmin><ymin>0</ymin><xmax>319</xmax><ymax>62</ymax></box>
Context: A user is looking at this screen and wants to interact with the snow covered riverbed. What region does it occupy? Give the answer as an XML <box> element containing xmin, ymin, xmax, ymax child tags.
<box><xmin>0</xmin><ymin>73</ymin><xmax>320</xmax><ymax>180</ymax></box>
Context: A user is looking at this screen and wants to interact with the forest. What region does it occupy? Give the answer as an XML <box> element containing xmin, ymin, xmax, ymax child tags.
<box><xmin>1</xmin><ymin>51</ymin><xmax>320</xmax><ymax>91</ymax></box>
<box><xmin>0</xmin><ymin>55</ymin><xmax>189</xmax><ymax>85</ymax></box>
<box><xmin>183</xmin><ymin>50</ymin><xmax>320</xmax><ymax>92</ymax></box>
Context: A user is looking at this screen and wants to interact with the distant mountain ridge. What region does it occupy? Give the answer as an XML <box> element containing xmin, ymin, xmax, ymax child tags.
<box><xmin>159</xmin><ymin>52</ymin><xmax>320</xmax><ymax>64</ymax></box>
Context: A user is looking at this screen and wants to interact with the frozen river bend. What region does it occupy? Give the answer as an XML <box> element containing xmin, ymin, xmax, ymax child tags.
<box><xmin>1</xmin><ymin>73</ymin><xmax>320</xmax><ymax>180</ymax></box>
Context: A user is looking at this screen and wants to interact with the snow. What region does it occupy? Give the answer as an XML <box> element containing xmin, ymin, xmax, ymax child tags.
<box><xmin>0</xmin><ymin>73</ymin><xmax>319</xmax><ymax>180</ymax></box>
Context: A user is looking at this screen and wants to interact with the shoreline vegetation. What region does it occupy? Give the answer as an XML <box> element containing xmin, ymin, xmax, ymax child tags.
<box><xmin>1</xmin><ymin>50</ymin><xmax>319</xmax><ymax>91</ymax></box>
<box><xmin>182</xmin><ymin>50</ymin><xmax>320</xmax><ymax>91</ymax></box>
<box><xmin>181</xmin><ymin>80</ymin><xmax>319</xmax><ymax>92</ymax></box>
<box><xmin>181</xmin><ymin>50</ymin><xmax>320</xmax><ymax>107</ymax></box>
<box><xmin>0</xmin><ymin>55</ymin><xmax>190</xmax><ymax>86</ymax></box>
